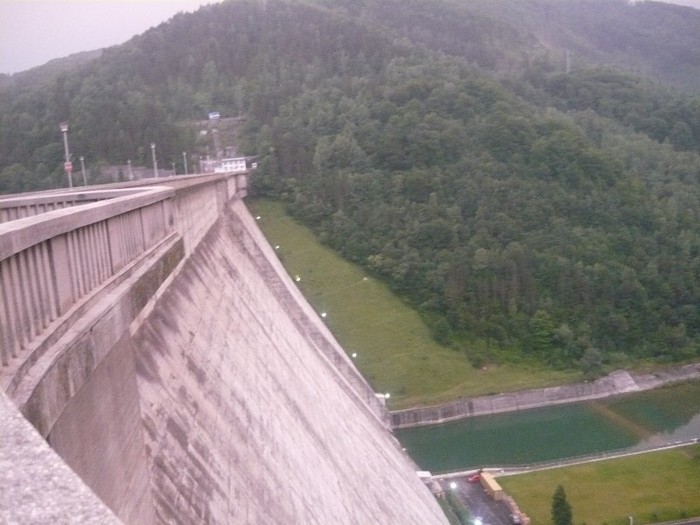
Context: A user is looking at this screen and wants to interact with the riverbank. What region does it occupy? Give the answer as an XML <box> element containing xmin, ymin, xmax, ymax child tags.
<box><xmin>391</xmin><ymin>362</ymin><xmax>700</xmax><ymax>429</ymax></box>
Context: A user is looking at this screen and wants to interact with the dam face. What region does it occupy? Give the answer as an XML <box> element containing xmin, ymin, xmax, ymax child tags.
<box><xmin>0</xmin><ymin>175</ymin><xmax>447</xmax><ymax>524</ymax></box>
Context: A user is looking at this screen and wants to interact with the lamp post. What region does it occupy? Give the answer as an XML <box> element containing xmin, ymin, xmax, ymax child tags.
<box><xmin>59</xmin><ymin>122</ymin><xmax>73</xmax><ymax>188</ymax></box>
<box><xmin>150</xmin><ymin>143</ymin><xmax>158</xmax><ymax>178</ymax></box>
<box><xmin>127</xmin><ymin>160</ymin><xmax>134</xmax><ymax>181</ymax></box>
<box><xmin>79</xmin><ymin>156</ymin><xmax>87</xmax><ymax>186</ymax></box>
<box><xmin>183</xmin><ymin>151</ymin><xmax>188</xmax><ymax>175</ymax></box>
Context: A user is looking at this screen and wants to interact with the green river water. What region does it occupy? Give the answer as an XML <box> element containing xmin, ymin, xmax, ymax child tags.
<box><xmin>395</xmin><ymin>380</ymin><xmax>700</xmax><ymax>473</ymax></box>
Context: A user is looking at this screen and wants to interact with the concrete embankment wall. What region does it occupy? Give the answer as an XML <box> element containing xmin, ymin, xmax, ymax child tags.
<box><xmin>131</xmin><ymin>198</ymin><xmax>446</xmax><ymax>524</ymax></box>
<box><xmin>1</xmin><ymin>175</ymin><xmax>446</xmax><ymax>525</ymax></box>
<box><xmin>391</xmin><ymin>365</ymin><xmax>700</xmax><ymax>429</ymax></box>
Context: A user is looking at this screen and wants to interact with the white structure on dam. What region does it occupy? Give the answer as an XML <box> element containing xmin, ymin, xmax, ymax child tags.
<box><xmin>0</xmin><ymin>172</ymin><xmax>447</xmax><ymax>524</ymax></box>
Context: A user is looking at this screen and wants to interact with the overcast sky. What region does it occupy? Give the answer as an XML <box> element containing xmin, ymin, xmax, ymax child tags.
<box><xmin>0</xmin><ymin>0</ymin><xmax>222</xmax><ymax>75</ymax></box>
<box><xmin>1</xmin><ymin>0</ymin><xmax>700</xmax><ymax>75</ymax></box>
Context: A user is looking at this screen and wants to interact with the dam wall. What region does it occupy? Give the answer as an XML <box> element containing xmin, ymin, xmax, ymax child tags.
<box><xmin>0</xmin><ymin>174</ymin><xmax>446</xmax><ymax>525</ymax></box>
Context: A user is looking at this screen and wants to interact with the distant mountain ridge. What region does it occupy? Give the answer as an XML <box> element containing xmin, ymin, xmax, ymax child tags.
<box><xmin>307</xmin><ymin>0</ymin><xmax>700</xmax><ymax>90</ymax></box>
<box><xmin>4</xmin><ymin>0</ymin><xmax>700</xmax><ymax>91</ymax></box>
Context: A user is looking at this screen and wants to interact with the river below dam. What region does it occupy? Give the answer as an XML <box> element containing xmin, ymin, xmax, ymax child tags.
<box><xmin>395</xmin><ymin>380</ymin><xmax>700</xmax><ymax>473</ymax></box>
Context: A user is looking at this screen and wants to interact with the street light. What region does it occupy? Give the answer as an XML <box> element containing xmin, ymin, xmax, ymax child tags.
<box><xmin>150</xmin><ymin>143</ymin><xmax>158</xmax><ymax>178</ymax></box>
<box><xmin>183</xmin><ymin>151</ymin><xmax>188</xmax><ymax>175</ymax></box>
<box><xmin>59</xmin><ymin>122</ymin><xmax>73</xmax><ymax>188</ymax></box>
<box><xmin>79</xmin><ymin>156</ymin><xmax>87</xmax><ymax>186</ymax></box>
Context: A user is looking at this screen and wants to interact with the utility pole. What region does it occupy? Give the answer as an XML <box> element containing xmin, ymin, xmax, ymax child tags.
<box><xmin>150</xmin><ymin>143</ymin><xmax>158</xmax><ymax>178</ymax></box>
<box><xmin>79</xmin><ymin>156</ymin><xmax>87</xmax><ymax>186</ymax></box>
<box><xmin>59</xmin><ymin>122</ymin><xmax>73</xmax><ymax>188</ymax></box>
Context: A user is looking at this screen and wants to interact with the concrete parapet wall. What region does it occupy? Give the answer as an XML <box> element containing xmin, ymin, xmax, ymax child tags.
<box><xmin>0</xmin><ymin>187</ymin><xmax>175</xmax><ymax>374</ymax></box>
<box><xmin>391</xmin><ymin>366</ymin><xmax>700</xmax><ymax>429</ymax></box>
<box><xmin>392</xmin><ymin>370</ymin><xmax>647</xmax><ymax>429</ymax></box>
<box><xmin>0</xmin><ymin>389</ymin><xmax>122</xmax><ymax>524</ymax></box>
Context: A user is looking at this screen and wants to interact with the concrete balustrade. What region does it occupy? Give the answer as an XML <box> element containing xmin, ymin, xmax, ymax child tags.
<box><xmin>0</xmin><ymin>187</ymin><xmax>175</xmax><ymax>371</ymax></box>
<box><xmin>0</xmin><ymin>188</ymin><xmax>152</xmax><ymax>224</ymax></box>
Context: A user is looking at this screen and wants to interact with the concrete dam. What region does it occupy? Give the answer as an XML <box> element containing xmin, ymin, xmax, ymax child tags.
<box><xmin>0</xmin><ymin>173</ymin><xmax>447</xmax><ymax>524</ymax></box>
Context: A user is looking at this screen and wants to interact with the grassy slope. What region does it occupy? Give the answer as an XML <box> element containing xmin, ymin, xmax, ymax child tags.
<box><xmin>499</xmin><ymin>445</ymin><xmax>700</xmax><ymax>524</ymax></box>
<box><xmin>248</xmin><ymin>198</ymin><xmax>577</xmax><ymax>409</ymax></box>
<box><xmin>247</xmin><ymin>202</ymin><xmax>700</xmax><ymax>523</ymax></box>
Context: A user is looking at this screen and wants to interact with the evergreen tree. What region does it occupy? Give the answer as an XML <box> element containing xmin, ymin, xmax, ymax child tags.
<box><xmin>552</xmin><ymin>484</ymin><xmax>573</xmax><ymax>525</ymax></box>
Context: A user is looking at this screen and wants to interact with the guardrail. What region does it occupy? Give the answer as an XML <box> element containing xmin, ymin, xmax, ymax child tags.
<box><xmin>0</xmin><ymin>187</ymin><xmax>175</xmax><ymax>371</ymax></box>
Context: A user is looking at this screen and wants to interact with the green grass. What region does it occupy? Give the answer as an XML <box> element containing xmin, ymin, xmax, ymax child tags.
<box><xmin>499</xmin><ymin>445</ymin><xmax>700</xmax><ymax>524</ymax></box>
<box><xmin>248</xmin><ymin>198</ymin><xmax>578</xmax><ymax>409</ymax></box>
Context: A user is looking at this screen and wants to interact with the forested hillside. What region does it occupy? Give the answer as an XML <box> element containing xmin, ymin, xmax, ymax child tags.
<box><xmin>2</xmin><ymin>0</ymin><xmax>700</xmax><ymax>374</ymax></box>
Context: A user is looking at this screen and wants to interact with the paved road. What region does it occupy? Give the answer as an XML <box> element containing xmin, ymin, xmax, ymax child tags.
<box><xmin>440</xmin><ymin>476</ymin><xmax>516</xmax><ymax>525</ymax></box>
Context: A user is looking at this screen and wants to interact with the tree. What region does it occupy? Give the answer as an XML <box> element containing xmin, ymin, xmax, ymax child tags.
<box><xmin>580</xmin><ymin>347</ymin><xmax>603</xmax><ymax>380</ymax></box>
<box><xmin>552</xmin><ymin>485</ymin><xmax>573</xmax><ymax>525</ymax></box>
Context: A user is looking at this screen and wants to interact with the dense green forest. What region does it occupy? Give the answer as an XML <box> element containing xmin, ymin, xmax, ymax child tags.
<box><xmin>2</xmin><ymin>0</ymin><xmax>700</xmax><ymax>374</ymax></box>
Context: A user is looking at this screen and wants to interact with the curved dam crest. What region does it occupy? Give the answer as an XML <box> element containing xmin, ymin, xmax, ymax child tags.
<box><xmin>0</xmin><ymin>176</ymin><xmax>447</xmax><ymax>524</ymax></box>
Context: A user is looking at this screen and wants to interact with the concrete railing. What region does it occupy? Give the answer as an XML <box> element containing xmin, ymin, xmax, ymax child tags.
<box><xmin>0</xmin><ymin>172</ymin><xmax>247</xmax><ymax>391</ymax></box>
<box><xmin>0</xmin><ymin>187</ymin><xmax>176</xmax><ymax>376</ymax></box>
<box><xmin>0</xmin><ymin>188</ymin><xmax>151</xmax><ymax>223</ymax></box>
<box><xmin>0</xmin><ymin>173</ymin><xmax>244</xmax><ymax>524</ymax></box>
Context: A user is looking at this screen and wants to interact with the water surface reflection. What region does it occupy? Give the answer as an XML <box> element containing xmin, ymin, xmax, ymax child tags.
<box><xmin>396</xmin><ymin>381</ymin><xmax>700</xmax><ymax>472</ymax></box>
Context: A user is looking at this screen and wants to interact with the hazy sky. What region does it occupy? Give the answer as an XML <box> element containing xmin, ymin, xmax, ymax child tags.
<box><xmin>1</xmin><ymin>0</ymin><xmax>700</xmax><ymax>75</ymax></box>
<box><xmin>0</xmin><ymin>0</ymin><xmax>223</xmax><ymax>74</ymax></box>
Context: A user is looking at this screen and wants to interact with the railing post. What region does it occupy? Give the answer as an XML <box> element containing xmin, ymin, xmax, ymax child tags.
<box><xmin>50</xmin><ymin>234</ymin><xmax>74</xmax><ymax>316</ymax></box>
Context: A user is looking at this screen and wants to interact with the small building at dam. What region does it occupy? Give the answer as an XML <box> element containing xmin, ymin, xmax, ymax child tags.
<box><xmin>0</xmin><ymin>173</ymin><xmax>447</xmax><ymax>524</ymax></box>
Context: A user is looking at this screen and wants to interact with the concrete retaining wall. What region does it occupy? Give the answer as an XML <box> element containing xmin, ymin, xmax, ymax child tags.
<box><xmin>391</xmin><ymin>366</ymin><xmax>700</xmax><ymax>429</ymax></box>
